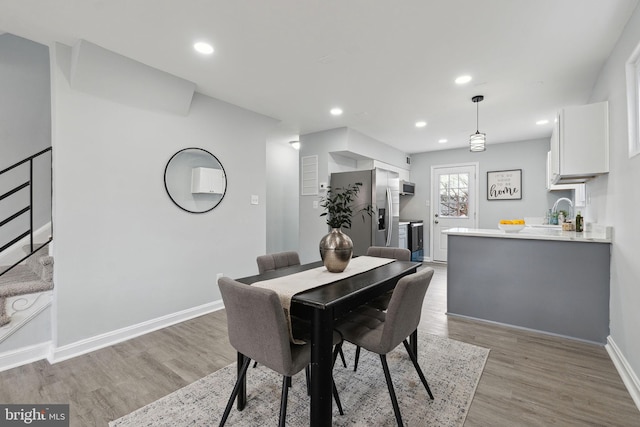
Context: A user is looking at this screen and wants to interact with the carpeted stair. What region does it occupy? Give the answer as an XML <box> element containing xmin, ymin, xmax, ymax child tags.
<box><xmin>0</xmin><ymin>245</ymin><xmax>53</xmax><ymax>326</ymax></box>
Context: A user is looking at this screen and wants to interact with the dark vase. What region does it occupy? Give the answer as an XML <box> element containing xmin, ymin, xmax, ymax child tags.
<box><xmin>319</xmin><ymin>228</ymin><xmax>353</xmax><ymax>273</ymax></box>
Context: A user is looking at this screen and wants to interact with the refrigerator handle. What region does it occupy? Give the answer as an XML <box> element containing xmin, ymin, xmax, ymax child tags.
<box><xmin>386</xmin><ymin>187</ymin><xmax>392</xmax><ymax>246</ymax></box>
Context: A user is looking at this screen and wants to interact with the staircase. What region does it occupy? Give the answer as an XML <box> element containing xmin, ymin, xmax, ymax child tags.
<box><xmin>0</xmin><ymin>245</ymin><xmax>53</xmax><ymax>326</ymax></box>
<box><xmin>0</xmin><ymin>148</ymin><xmax>53</xmax><ymax>344</ymax></box>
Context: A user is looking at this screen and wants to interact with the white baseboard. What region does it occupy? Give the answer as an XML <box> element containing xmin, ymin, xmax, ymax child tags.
<box><xmin>49</xmin><ymin>299</ymin><xmax>225</xmax><ymax>364</ymax></box>
<box><xmin>446</xmin><ymin>312</ymin><xmax>605</xmax><ymax>346</ymax></box>
<box><xmin>0</xmin><ymin>341</ymin><xmax>52</xmax><ymax>373</ymax></box>
<box><xmin>606</xmin><ymin>335</ymin><xmax>640</xmax><ymax>411</ymax></box>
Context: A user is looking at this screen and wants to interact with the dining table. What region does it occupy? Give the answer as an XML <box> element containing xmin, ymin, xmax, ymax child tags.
<box><xmin>235</xmin><ymin>258</ymin><xmax>421</xmax><ymax>427</ymax></box>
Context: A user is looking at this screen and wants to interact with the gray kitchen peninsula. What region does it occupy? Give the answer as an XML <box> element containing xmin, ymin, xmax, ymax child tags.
<box><xmin>444</xmin><ymin>227</ymin><xmax>612</xmax><ymax>344</ymax></box>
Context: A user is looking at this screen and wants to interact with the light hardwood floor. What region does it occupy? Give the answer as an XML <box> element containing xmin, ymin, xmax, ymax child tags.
<box><xmin>0</xmin><ymin>263</ymin><xmax>638</xmax><ymax>426</ymax></box>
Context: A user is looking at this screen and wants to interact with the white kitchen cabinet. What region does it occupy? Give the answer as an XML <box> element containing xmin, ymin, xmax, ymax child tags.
<box><xmin>546</xmin><ymin>151</ymin><xmax>586</xmax><ymax>207</ymax></box>
<box><xmin>575</xmin><ymin>184</ymin><xmax>586</xmax><ymax>207</ymax></box>
<box><xmin>550</xmin><ymin>101</ymin><xmax>609</xmax><ymax>184</ymax></box>
<box><xmin>398</xmin><ymin>222</ymin><xmax>408</xmax><ymax>249</ymax></box>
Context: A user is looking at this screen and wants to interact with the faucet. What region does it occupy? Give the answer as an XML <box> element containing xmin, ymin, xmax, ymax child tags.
<box><xmin>552</xmin><ymin>197</ymin><xmax>573</xmax><ymax>219</ymax></box>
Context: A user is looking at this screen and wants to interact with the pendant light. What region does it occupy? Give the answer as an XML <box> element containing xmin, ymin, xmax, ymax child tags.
<box><xmin>470</xmin><ymin>95</ymin><xmax>486</xmax><ymax>152</ymax></box>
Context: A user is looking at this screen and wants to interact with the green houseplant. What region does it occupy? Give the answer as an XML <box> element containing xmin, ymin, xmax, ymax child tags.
<box><xmin>318</xmin><ymin>183</ymin><xmax>373</xmax><ymax>272</ymax></box>
<box><xmin>319</xmin><ymin>182</ymin><xmax>373</xmax><ymax>229</ymax></box>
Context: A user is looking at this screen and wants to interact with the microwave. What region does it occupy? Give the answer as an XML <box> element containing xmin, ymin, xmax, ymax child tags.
<box><xmin>399</xmin><ymin>180</ymin><xmax>415</xmax><ymax>196</ymax></box>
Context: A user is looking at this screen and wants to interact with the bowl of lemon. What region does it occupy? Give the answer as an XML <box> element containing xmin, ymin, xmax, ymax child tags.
<box><xmin>498</xmin><ymin>219</ymin><xmax>525</xmax><ymax>233</ymax></box>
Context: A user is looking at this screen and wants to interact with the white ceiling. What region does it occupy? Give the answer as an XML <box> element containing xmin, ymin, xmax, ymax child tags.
<box><xmin>1</xmin><ymin>0</ymin><xmax>638</xmax><ymax>154</ymax></box>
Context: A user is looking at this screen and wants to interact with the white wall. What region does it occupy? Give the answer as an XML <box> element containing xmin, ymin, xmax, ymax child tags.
<box><xmin>0</xmin><ymin>34</ymin><xmax>51</xmax><ymax>166</ymax></box>
<box><xmin>0</xmin><ymin>33</ymin><xmax>51</xmax><ymax>248</ymax></box>
<box><xmin>266</xmin><ymin>133</ymin><xmax>299</xmax><ymax>254</ymax></box>
<box><xmin>403</xmin><ymin>138</ymin><xmax>572</xmax><ymax>256</ymax></box>
<box><xmin>298</xmin><ymin>128</ymin><xmax>350</xmax><ymax>263</ymax></box>
<box><xmin>587</xmin><ymin>2</ymin><xmax>640</xmax><ymax>405</ymax></box>
<box><xmin>344</xmin><ymin>128</ymin><xmax>409</xmax><ymax>168</ymax></box>
<box><xmin>50</xmin><ymin>42</ymin><xmax>277</xmax><ymax>349</ymax></box>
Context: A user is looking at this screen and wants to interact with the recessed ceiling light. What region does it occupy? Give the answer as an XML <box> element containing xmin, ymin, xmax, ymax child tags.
<box><xmin>330</xmin><ymin>107</ymin><xmax>343</xmax><ymax>116</ymax></box>
<box><xmin>194</xmin><ymin>42</ymin><xmax>214</xmax><ymax>55</ymax></box>
<box><xmin>438</xmin><ymin>139</ymin><xmax>448</xmax><ymax>144</ymax></box>
<box><xmin>415</xmin><ymin>121</ymin><xmax>427</xmax><ymax>128</ymax></box>
<box><xmin>455</xmin><ymin>75</ymin><xmax>472</xmax><ymax>85</ymax></box>
<box><xmin>536</xmin><ymin>119</ymin><xmax>549</xmax><ymax>125</ymax></box>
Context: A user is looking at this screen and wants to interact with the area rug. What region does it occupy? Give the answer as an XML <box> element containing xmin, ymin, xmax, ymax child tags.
<box><xmin>110</xmin><ymin>334</ymin><xmax>489</xmax><ymax>426</ymax></box>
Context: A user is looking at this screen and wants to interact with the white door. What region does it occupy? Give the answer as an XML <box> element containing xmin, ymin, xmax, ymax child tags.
<box><xmin>431</xmin><ymin>163</ymin><xmax>478</xmax><ymax>262</ymax></box>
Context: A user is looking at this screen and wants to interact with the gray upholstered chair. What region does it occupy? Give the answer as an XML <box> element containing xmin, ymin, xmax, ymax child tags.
<box><xmin>351</xmin><ymin>246</ymin><xmax>412</xmax><ymax>370</ymax></box>
<box><xmin>366</xmin><ymin>246</ymin><xmax>411</xmax><ymax>262</ymax></box>
<box><xmin>335</xmin><ymin>268</ymin><xmax>435</xmax><ymax>426</ymax></box>
<box><xmin>217</xmin><ymin>277</ymin><xmax>344</xmax><ymax>427</ymax></box>
<box><xmin>365</xmin><ymin>246</ymin><xmax>411</xmax><ymax>311</ymax></box>
<box><xmin>256</xmin><ymin>251</ymin><xmax>301</xmax><ymax>274</ymax></box>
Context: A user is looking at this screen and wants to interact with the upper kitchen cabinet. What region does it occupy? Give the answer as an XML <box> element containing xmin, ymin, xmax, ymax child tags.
<box><xmin>546</xmin><ymin>151</ymin><xmax>586</xmax><ymax>207</ymax></box>
<box><xmin>550</xmin><ymin>101</ymin><xmax>609</xmax><ymax>185</ymax></box>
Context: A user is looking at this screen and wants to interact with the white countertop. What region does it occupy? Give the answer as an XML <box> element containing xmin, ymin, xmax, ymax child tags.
<box><xmin>444</xmin><ymin>226</ymin><xmax>612</xmax><ymax>243</ymax></box>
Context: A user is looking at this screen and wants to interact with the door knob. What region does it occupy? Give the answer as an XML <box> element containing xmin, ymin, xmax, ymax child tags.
<box><xmin>434</xmin><ymin>220</ymin><xmax>439</xmax><ymax>224</ymax></box>
<box><xmin>434</xmin><ymin>213</ymin><xmax>439</xmax><ymax>218</ymax></box>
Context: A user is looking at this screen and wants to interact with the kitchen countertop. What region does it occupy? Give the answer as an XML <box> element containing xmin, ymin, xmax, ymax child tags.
<box><xmin>444</xmin><ymin>225</ymin><xmax>612</xmax><ymax>243</ymax></box>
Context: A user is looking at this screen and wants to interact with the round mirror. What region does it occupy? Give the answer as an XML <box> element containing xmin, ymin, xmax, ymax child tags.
<box><xmin>164</xmin><ymin>148</ymin><xmax>227</xmax><ymax>213</ymax></box>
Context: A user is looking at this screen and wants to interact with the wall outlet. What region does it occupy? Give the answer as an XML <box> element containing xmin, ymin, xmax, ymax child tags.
<box><xmin>313</xmin><ymin>200</ymin><xmax>319</xmax><ymax>209</ymax></box>
<box><xmin>251</xmin><ymin>195</ymin><xmax>259</xmax><ymax>205</ymax></box>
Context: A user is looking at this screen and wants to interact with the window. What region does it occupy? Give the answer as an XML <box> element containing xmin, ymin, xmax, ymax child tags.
<box><xmin>626</xmin><ymin>40</ymin><xmax>640</xmax><ymax>158</ymax></box>
<box><xmin>439</xmin><ymin>172</ymin><xmax>469</xmax><ymax>217</ymax></box>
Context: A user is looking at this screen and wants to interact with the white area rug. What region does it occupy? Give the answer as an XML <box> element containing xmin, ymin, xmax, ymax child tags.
<box><xmin>110</xmin><ymin>334</ymin><xmax>489</xmax><ymax>426</ymax></box>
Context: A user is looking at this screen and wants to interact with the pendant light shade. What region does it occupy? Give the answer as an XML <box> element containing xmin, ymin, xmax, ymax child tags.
<box><xmin>469</xmin><ymin>131</ymin><xmax>486</xmax><ymax>152</ymax></box>
<box><xmin>470</xmin><ymin>95</ymin><xmax>486</xmax><ymax>152</ymax></box>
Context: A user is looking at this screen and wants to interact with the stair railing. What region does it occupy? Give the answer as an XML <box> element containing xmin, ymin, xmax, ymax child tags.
<box><xmin>0</xmin><ymin>147</ymin><xmax>52</xmax><ymax>278</ymax></box>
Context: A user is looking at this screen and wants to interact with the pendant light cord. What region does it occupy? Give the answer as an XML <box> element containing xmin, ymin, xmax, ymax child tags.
<box><xmin>472</xmin><ymin>95</ymin><xmax>484</xmax><ymax>133</ymax></box>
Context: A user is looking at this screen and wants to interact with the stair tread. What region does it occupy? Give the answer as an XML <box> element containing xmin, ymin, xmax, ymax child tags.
<box><xmin>0</xmin><ymin>265</ymin><xmax>53</xmax><ymax>298</ymax></box>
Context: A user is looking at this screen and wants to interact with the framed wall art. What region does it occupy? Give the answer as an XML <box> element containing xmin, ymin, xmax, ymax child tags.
<box><xmin>487</xmin><ymin>169</ymin><xmax>522</xmax><ymax>200</ymax></box>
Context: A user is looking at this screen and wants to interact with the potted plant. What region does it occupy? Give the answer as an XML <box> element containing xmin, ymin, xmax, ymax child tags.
<box><xmin>319</xmin><ymin>183</ymin><xmax>373</xmax><ymax>272</ymax></box>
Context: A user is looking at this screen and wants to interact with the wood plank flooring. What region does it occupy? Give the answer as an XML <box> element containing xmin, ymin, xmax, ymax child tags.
<box><xmin>0</xmin><ymin>263</ymin><xmax>638</xmax><ymax>426</ymax></box>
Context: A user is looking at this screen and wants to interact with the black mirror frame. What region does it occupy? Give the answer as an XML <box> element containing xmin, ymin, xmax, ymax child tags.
<box><xmin>163</xmin><ymin>147</ymin><xmax>227</xmax><ymax>214</ymax></box>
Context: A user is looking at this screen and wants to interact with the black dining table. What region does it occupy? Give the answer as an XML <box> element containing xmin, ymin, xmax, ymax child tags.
<box><xmin>235</xmin><ymin>259</ymin><xmax>421</xmax><ymax>427</ymax></box>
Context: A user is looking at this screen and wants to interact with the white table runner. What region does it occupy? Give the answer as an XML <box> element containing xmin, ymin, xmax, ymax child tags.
<box><xmin>253</xmin><ymin>256</ymin><xmax>395</xmax><ymax>343</ymax></box>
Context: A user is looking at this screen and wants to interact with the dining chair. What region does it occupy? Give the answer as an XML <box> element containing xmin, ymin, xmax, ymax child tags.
<box><xmin>335</xmin><ymin>268</ymin><xmax>435</xmax><ymax>427</ymax></box>
<box><xmin>217</xmin><ymin>277</ymin><xmax>344</xmax><ymax>427</ymax></box>
<box><xmin>256</xmin><ymin>251</ymin><xmax>301</xmax><ymax>274</ymax></box>
<box><xmin>351</xmin><ymin>246</ymin><xmax>412</xmax><ymax>371</ymax></box>
<box><xmin>256</xmin><ymin>251</ymin><xmax>347</xmax><ymax>369</ymax></box>
<box><xmin>364</xmin><ymin>246</ymin><xmax>411</xmax><ymax>310</ymax></box>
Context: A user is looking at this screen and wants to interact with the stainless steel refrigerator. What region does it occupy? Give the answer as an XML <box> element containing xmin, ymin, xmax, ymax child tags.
<box><xmin>329</xmin><ymin>169</ymin><xmax>400</xmax><ymax>256</ymax></box>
